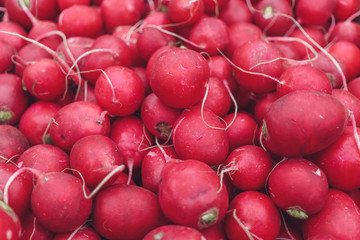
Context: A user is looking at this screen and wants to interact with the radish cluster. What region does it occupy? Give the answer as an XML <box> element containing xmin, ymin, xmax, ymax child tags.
<box><xmin>1</xmin><ymin>0</ymin><xmax>360</xmax><ymax>239</ymax></box>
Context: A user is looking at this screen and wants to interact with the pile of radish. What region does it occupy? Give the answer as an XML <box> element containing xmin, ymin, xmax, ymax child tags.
<box><xmin>1</xmin><ymin>0</ymin><xmax>360</xmax><ymax>239</ymax></box>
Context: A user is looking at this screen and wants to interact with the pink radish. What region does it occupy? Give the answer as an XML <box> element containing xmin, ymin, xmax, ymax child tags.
<box><xmin>167</xmin><ymin>0</ymin><xmax>205</xmax><ymax>26</ymax></box>
<box><xmin>222</xmin><ymin>145</ymin><xmax>274</xmax><ymax>191</ymax></box>
<box><xmin>268</xmin><ymin>158</ymin><xmax>329</xmax><ymax>219</ymax></box>
<box><xmin>53</xmin><ymin>226</ymin><xmax>101</xmax><ymax>240</ymax></box>
<box><xmin>0</xmin><ymin>19</ymin><xmax>27</xmax><ymax>50</ymax></box>
<box><xmin>70</xmin><ymin>134</ymin><xmax>124</xmax><ymax>188</ymax></box>
<box><xmin>17</xmin><ymin>144</ymin><xmax>70</xmax><ymax>173</ymax></box>
<box><xmin>18</xmin><ymin>101</ymin><xmax>61</xmax><ymax>145</ymax></box>
<box><xmin>92</xmin><ymin>184</ymin><xmax>164</xmax><ymax>240</ymax></box>
<box><xmin>94</xmin><ymin>66</ymin><xmax>144</xmax><ymax>116</ymax></box>
<box><xmin>49</xmin><ymin>101</ymin><xmax>111</xmax><ymax>152</ymax></box>
<box><xmin>158</xmin><ymin>159</ymin><xmax>229</xmax><ymax>229</ymax></box>
<box><xmin>253</xmin><ymin>92</ymin><xmax>279</xmax><ymax>123</ymax></box>
<box><xmin>329</xmin><ymin>21</ymin><xmax>360</xmax><ymax>47</ymax></box>
<box><xmin>56</xmin><ymin>0</ymin><xmax>91</xmax><ymax>11</ymax></box>
<box><xmin>295</xmin><ymin>0</ymin><xmax>337</xmax><ymax>26</ymax></box>
<box><xmin>224</xmin><ymin>190</ymin><xmax>281</xmax><ymax>240</ymax></box>
<box><xmin>332</xmin><ymin>89</ymin><xmax>360</xmax><ymax>126</ymax></box>
<box><xmin>0</xmin><ymin>200</ymin><xmax>21</xmax><ymax>240</ymax></box>
<box><xmin>262</xmin><ymin>90</ymin><xmax>348</xmax><ymax>157</ymax></box>
<box><xmin>0</xmin><ymin>73</ymin><xmax>29</xmax><ymax>125</ymax></box>
<box><xmin>0</xmin><ymin>125</ymin><xmax>29</xmax><ymax>161</ymax></box>
<box><xmin>348</xmin><ymin>77</ymin><xmax>360</xmax><ymax>100</ymax></box>
<box><xmin>20</xmin><ymin>212</ymin><xmax>54</xmax><ymax>240</ymax></box>
<box><xmin>302</xmin><ymin>189</ymin><xmax>360</xmax><ymax>239</ymax></box>
<box><xmin>172</xmin><ymin>106</ymin><xmax>229</xmax><ymax>166</ymax></box>
<box><xmin>149</xmin><ymin>47</ymin><xmax>210</xmax><ymax>109</ymax></box>
<box><xmin>143</xmin><ymin>225</ymin><xmax>206</xmax><ymax>240</ymax></box>
<box><xmin>0</xmin><ymin>39</ymin><xmax>15</xmax><ymax>73</ymax></box>
<box><xmin>219</xmin><ymin>0</ymin><xmax>253</xmax><ymax>25</ymax></box>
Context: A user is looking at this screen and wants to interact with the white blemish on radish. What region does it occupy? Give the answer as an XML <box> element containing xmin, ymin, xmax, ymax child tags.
<box><xmin>6</xmin><ymin>230</ymin><xmax>12</xmax><ymax>240</ymax></box>
<box><xmin>313</xmin><ymin>169</ymin><xmax>321</xmax><ymax>176</ymax></box>
<box><xmin>318</xmin><ymin>114</ymin><xmax>325</xmax><ymax>119</ymax></box>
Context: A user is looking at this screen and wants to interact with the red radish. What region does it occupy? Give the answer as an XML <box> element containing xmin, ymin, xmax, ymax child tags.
<box><xmin>329</xmin><ymin>21</ymin><xmax>360</xmax><ymax>48</ymax></box>
<box><xmin>232</xmin><ymin>85</ymin><xmax>252</xmax><ymax>110</ymax></box>
<box><xmin>92</xmin><ymin>184</ymin><xmax>164</xmax><ymax>240</ymax></box>
<box><xmin>253</xmin><ymin>92</ymin><xmax>279</xmax><ymax>123</ymax></box>
<box><xmin>159</xmin><ymin>159</ymin><xmax>229</xmax><ymax>229</ymax></box>
<box><xmin>207</xmin><ymin>56</ymin><xmax>232</xmax><ymax>85</ymax></box>
<box><xmin>141</xmin><ymin>145</ymin><xmax>177</xmax><ymax>193</ymax></box>
<box><xmin>49</xmin><ymin>101</ymin><xmax>111</xmax><ymax>152</ymax></box>
<box><xmin>172</xmin><ymin>106</ymin><xmax>229</xmax><ymax>166</ymax></box>
<box><xmin>0</xmin><ymin>20</ymin><xmax>27</xmax><ymax>50</ymax></box>
<box><xmin>348</xmin><ymin>77</ymin><xmax>360</xmax><ymax>100</ymax></box>
<box><xmin>149</xmin><ymin>47</ymin><xmax>210</xmax><ymax>109</ymax></box>
<box><xmin>145</xmin><ymin>45</ymin><xmax>177</xmax><ymax>81</ymax></box>
<box><xmin>0</xmin><ymin>73</ymin><xmax>29</xmax><ymax>125</ymax></box>
<box><xmin>0</xmin><ymin>162</ymin><xmax>33</xmax><ymax>218</ymax></box>
<box><xmin>141</xmin><ymin>11</ymin><xmax>174</xmax><ymax>32</ymax></box>
<box><xmin>268</xmin><ymin>158</ymin><xmax>329</xmax><ymax>219</ymax></box>
<box><xmin>224</xmin><ymin>191</ymin><xmax>281</xmax><ymax>240</ymax></box>
<box><xmin>262</xmin><ymin>90</ymin><xmax>348</xmax><ymax>157</ymax></box>
<box><xmin>307</xmin><ymin>235</ymin><xmax>338</xmax><ymax>240</ymax></box>
<box><xmin>94</xmin><ymin>66</ymin><xmax>145</xmax><ymax>116</ymax></box>
<box><xmin>167</xmin><ymin>0</ymin><xmax>205</xmax><ymax>26</ymax></box>
<box><xmin>70</xmin><ymin>134</ymin><xmax>124</xmax><ymax>188</ymax></box>
<box><xmin>232</xmin><ymin>39</ymin><xmax>284</xmax><ymax>93</ymax></box>
<box><xmin>20</xmin><ymin>212</ymin><xmax>54</xmax><ymax>240</ymax></box>
<box><xmin>0</xmin><ymin>39</ymin><xmax>15</xmax><ymax>73</ymax></box>
<box><xmin>347</xmin><ymin>188</ymin><xmax>360</xmax><ymax>208</ymax></box>
<box><xmin>273</xmin><ymin>41</ymin><xmax>301</xmax><ymax>60</ymax></box>
<box><xmin>18</xmin><ymin>101</ymin><xmax>60</xmax><ymax>145</ymax></box>
<box><xmin>0</xmin><ymin>125</ymin><xmax>29</xmax><ymax>161</ymax></box>
<box><xmin>334</xmin><ymin>0</ymin><xmax>360</xmax><ymax>21</ymax></box>
<box><xmin>219</xmin><ymin>0</ymin><xmax>253</xmax><ymax>25</ymax></box>
<box><xmin>132</xmin><ymin>66</ymin><xmax>152</xmax><ymax>96</ymax></box>
<box><xmin>302</xmin><ymin>189</ymin><xmax>360</xmax><ymax>239</ymax></box>
<box><xmin>110</xmin><ymin>115</ymin><xmax>154</xmax><ymax>183</ymax></box>
<box><xmin>222</xmin><ymin>145</ymin><xmax>273</xmax><ymax>191</ymax></box>
<box><xmin>203</xmin><ymin>0</ymin><xmax>229</xmax><ymax>14</ymax></box>
<box><xmin>224</xmin><ymin>112</ymin><xmax>259</xmax><ymax>151</ymax></box>
<box><xmin>14</xmin><ymin>43</ymin><xmax>52</xmax><ymax>77</ymax></box>
<box><xmin>200</xmin><ymin>223</ymin><xmax>227</xmax><ymax>240</ymax></box>
<box><xmin>53</xmin><ymin>226</ymin><xmax>101</xmax><ymax>240</ymax></box>
<box><xmin>141</xmin><ymin>93</ymin><xmax>182</xmax><ymax>140</ymax></box>
<box><xmin>0</xmin><ymin>200</ymin><xmax>21</xmax><ymax>240</ymax></box>
<box><xmin>327</xmin><ymin>40</ymin><xmax>360</xmax><ymax>81</ymax></box>
<box><xmin>289</xmin><ymin>27</ymin><xmax>327</xmax><ymax>59</ymax></box>
<box><xmin>143</xmin><ymin>225</ymin><xmax>206</xmax><ymax>240</ymax></box>
<box><xmin>295</xmin><ymin>0</ymin><xmax>337</xmax><ymax>26</ymax></box>
<box><xmin>5</xmin><ymin>0</ymin><xmax>57</xmax><ymax>30</ymax></box>
<box><xmin>276</xmin><ymin>65</ymin><xmax>333</xmax><ymax>97</ymax></box>
<box><xmin>56</xmin><ymin>0</ymin><xmax>91</xmax><ymax>11</ymax></box>
<box><xmin>58</xmin><ymin>5</ymin><xmax>103</xmax><ymax>38</ymax></box>
<box><xmin>111</xmin><ymin>172</ymin><xmax>136</xmax><ymax>185</ymax></box>
<box><xmin>26</xmin><ymin>171</ymin><xmax>93</xmax><ymax>233</ymax></box>
<box><xmin>17</xmin><ymin>144</ymin><xmax>70</xmax><ymax>173</ymax></box>
<box><xmin>80</xmin><ymin>34</ymin><xmax>132</xmax><ymax>84</ymax></box>
<box><xmin>188</xmin><ymin>16</ymin><xmax>229</xmax><ymax>56</ymax></box>
<box><xmin>277</xmin><ymin>222</ymin><xmax>303</xmax><ymax>240</ymax></box>
<box><xmin>22</xmin><ymin>58</ymin><xmax>67</xmax><ymax>101</ymax></box>
<box><xmin>311</xmin><ymin>127</ymin><xmax>360</xmax><ymax>191</ymax></box>
<box><xmin>225</xmin><ymin>22</ymin><xmax>263</xmax><ymax>59</ymax></box>
<box><xmin>332</xmin><ymin>89</ymin><xmax>360</xmax><ymax>126</ymax></box>
<box><xmin>100</xmin><ymin>0</ymin><xmax>145</xmax><ymax>33</ymax></box>
<box><xmin>253</xmin><ymin>0</ymin><xmax>294</xmax><ymax>36</ymax></box>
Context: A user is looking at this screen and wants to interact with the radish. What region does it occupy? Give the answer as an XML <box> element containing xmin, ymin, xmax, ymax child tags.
<box><xmin>311</xmin><ymin>126</ymin><xmax>360</xmax><ymax>191</ymax></box>
<box><xmin>92</xmin><ymin>184</ymin><xmax>164</xmax><ymax>240</ymax></box>
<box><xmin>268</xmin><ymin>158</ymin><xmax>329</xmax><ymax>219</ymax></box>
<box><xmin>0</xmin><ymin>125</ymin><xmax>29</xmax><ymax>161</ymax></box>
<box><xmin>253</xmin><ymin>92</ymin><xmax>279</xmax><ymax>123</ymax></box>
<box><xmin>167</xmin><ymin>0</ymin><xmax>205</xmax><ymax>26</ymax></box>
<box><xmin>207</xmin><ymin>56</ymin><xmax>234</xmax><ymax>89</ymax></box>
<box><xmin>222</xmin><ymin>145</ymin><xmax>273</xmax><ymax>191</ymax></box>
<box><xmin>143</xmin><ymin>225</ymin><xmax>206</xmax><ymax>240</ymax></box>
<box><xmin>145</xmin><ymin>45</ymin><xmax>177</xmax><ymax>81</ymax></box>
<box><xmin>53</xmin><ymin>226</ymin><xmax>101</xmax><ymax>240</ymax></box>
<box><xmin>0</xmin><ymin>200</ymin><xmax>21</xmax><ymax>240</ymax></box>
<box><xmin>49</xmin><ymin>101</ymin><xmax>111</xmax><ymax>152</ymax></box>
<box><xmin>295</xmin><ymin>0</ymin><xmax>337</xmax><ymax>26</ymax></box>
<box><xmin>232</xmin><ymin>39</ymin><xmax>284</xmax><ymax>93</ymax></box>
<box><xmin>141</xmin><ymin>145</ymin><xmax>177</xmax><ymax>193</ymax></box>
<box><xmin>80</xmin><ymin>34</ymin><xmax>132</xmax><ymax>84</ymax></box>
<box><xmin>0</xmin><ymin>162</ymin><xmax>33</xmax><ymax>218</ymax></box>
<box><xmin>203</xmin><ymin>0</ymin><xmax>229</xmax><ymax>14</ymax></box>
<box><xmin>140</xmin><ymin>92</ymin><xmax>182</xmax><ymax>140</ymax></box>
<box><xmin>158</xmin><ymin>159</ymin><xmax>229</xmax><ymax>229</ymax></box>
<box><xmin>94</xmin><ymin>66</ymin><xmax>145</xmax><ymax>117</ymax></box>
<box><xmin>274</xmin><ymin>41</ymin><xmax>302</xmax><ymax>60</ymax></box>
<box><xmin>0</xmin><ymin>73</ymin><xmax>29</xmax><ymax>125</ymax></box>
<box><xmin>20</xmin><ymin>212</ymin><xmax>54</xmax><ymax>240</ymax></box>
<box><xmin>302</xmin><ymin>189</ymin><xmax>360</xmax><ymax>239</ymax></box>
<box><xmin>348</xmin><ymin>77</ymin><xmax>360</xmax><ymax>100</ymax></box>
<box><xmin>0</xmin><ymin>19</ymin><xmax>27</xmax><ymax>50</ymax></box>
<box><xmin>132</xmin><ymin>66</ymin><xmax>152</xmax><ymax>96</ymax></box>
<box><xmin>199</xmin><ymin>223</ymin><xmax>227</xmax><ymax>240</ymax></box>
<box><xmin>172</xmin><ymin>106</ymin><xmax>229</xmax><ymax>166</ymax></box>
<box><xmin>0</xmin><ymin>39</ymin><xmax>15</xmax><ymax>73</ymax></box>
<box><xmin>22</xmin><ymin>58</ymin><xmax>67</xmax><ymax>101</ymax></box>
<box><xmin>188</xmin><ymin>16</ymin><xmax>229</xmax><ymax>56</ymax></box>
<box><xmin>17</xmin><ymin>144</ymin><xmax>70</xmax><ymax>173</ymax></box>
<box><xmin>100</xmin><ymin>0</ymin><xmax>145</xmax><ymax>33</ymax></box>
<box><xmin>253</xmin><ymin>0</ymin><xmax>294</xmax><ymax>36</ymax></box>
<box><xmin>334</xmin><ymin>0</ymin><xmax>360</xmax><ymax>21</ymax></box>
<box><xmin>18</xmin><ymin>101</ymin><xmax>61</xmax><ymax>145</ymax></box>
<box><xmin>56</xmin><ymin>0</ymin><xmax>91</xmax><ymax>11</ymax></box>
<box><xmin>224</xmin><ymin>190</ymin><xmax>281</xmax><ymax>240</ymax></box>
<box><xmin>329</xmin><ymin>21</ymin><xmax>360</xmax><ymax>47</ymax></box>
<box><xmin>149</xmin><ymin>47</ymin><xmax>210</xmax><ymax>109</ymax></box>
<box><xmin>347</xmin><ymin>188</ymin><xmax>360</xmax><ymax>208</ymax></box>
<box><xmin>262</xmin><ymin>90</ymin><xmax>348</xmax><ymax>157</ymax></box>
<box><xmin>332</xmin><ymin>89</ymin><xmax>360</xmax><ymax>126</ymax></box>
<box><xmin>219</xmin><ymin>0</ymin><xmax>253</xmax><ymax>25</ymax></box>
<box><xmin>276</xmin><ymin>65</ymin><xmax>333</xmax><ymax>97</ymax></box>
<box><xmin>69</xmin><ymin>134</ymin><xmax>125</xmax><ymax>188</ymax></box>
<box><xmin>58</xmin><ymin>5</ymin><xmax>103</xmax><ymax>38</ymax></box>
